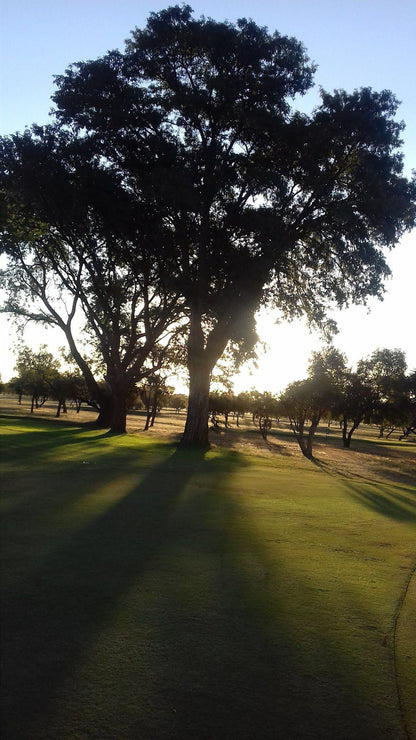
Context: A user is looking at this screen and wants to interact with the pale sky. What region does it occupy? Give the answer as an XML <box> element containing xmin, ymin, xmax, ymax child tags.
<box><xmin>0</xmin><ymin>0</ymin><xmax>415</xmax><ymax>391</ymax></box>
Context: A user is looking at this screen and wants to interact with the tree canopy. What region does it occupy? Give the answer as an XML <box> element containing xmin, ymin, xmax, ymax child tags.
<box><xmin>0</xmin><ymin>125</ymin><xmax>185</xmax><ymax>432</ymax></box>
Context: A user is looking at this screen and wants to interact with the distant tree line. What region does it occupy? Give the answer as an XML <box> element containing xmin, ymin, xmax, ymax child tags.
<box><xmin>206</xmin><ymin>347</ymin><xmax>416</xmax><ymax>457</ymax></box>
<box><xmin>3</xmin><ymin>343</ymin><xmax>415</xmax><ymax>456</ymax></box>
<box><xmin>4</xmin><ymin>344</ymin><xmax>185</xmax><ymax>428</ymax></box>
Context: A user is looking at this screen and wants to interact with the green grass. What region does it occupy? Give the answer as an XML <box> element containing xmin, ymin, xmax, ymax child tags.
<box><xmin>1</xmin><ymin>415</ymin><xmax>415</xmax><ymax>739</ymax></box>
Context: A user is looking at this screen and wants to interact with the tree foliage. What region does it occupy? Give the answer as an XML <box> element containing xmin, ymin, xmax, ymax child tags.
<box><xmin>2</xmin><ymin>5</ymin><xmax>415</xmax><ymax>445</ymax></box>
<box><xmin>0</xmin><ymin>127</ymin><xmax>184</xmax><ymax>433</ymax></box>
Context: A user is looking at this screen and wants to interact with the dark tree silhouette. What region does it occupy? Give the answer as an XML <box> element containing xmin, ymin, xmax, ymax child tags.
<box><xmin>2</xmin><ymin>6</ymin><xmax>415</xmax><ymax>445</ymax></box>
<box><xmin>1</xmin><ymin>129</ymin><xmax>184</xmax><ymax>433</ymax></box>
<box><xmin>279</xmin><ymin>376</ymin><xmax>336</xmax><ymax>458</ymax></box>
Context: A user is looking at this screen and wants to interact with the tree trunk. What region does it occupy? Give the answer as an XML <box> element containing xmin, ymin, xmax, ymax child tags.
<box><xmin>180</xmin><ymin>362</ymin><xmax>211</xmax><ymax>448</ymax></box>
<box><xmin>304</xmin><ymin>415</ymin><xmax>320</xmax><ymax>459</ymax></box>
<box><xmin>143</xmin><ymin>408</ymin><xmax>151</xmax><ymax>431</ymax></box>
<box><xmin>109</xmin><ymin>391</ymin><xmax>127</xmax><ymax>434</ymax></box>
<box><xmin>95</xmin><ymin>395</ymin><xmax>114</xmax><ymax>428</ymax></box>
<box><xmin>342</xmin><ymin>417</ymin><xmax>349</xmax><ymax>447</ymax></box>
<box><xmin>296</xmin><ymin>433</ymin><xmax>308</xmax><ymax>456</ymax></box>
<box><xmin>180</xmin><ymin>310</ymin><xmax>232</xmax><ymax>448</ymax></box>
<box><xmin>305</xmin><ymin>430</ymin><xmax>315</xmax><ymax>458</ymax></box>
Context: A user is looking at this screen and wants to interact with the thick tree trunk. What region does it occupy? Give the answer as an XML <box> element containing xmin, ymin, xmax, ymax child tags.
<box><xmin>109</xmin><ymin>391</ymin><xmax>127</xmax><ymax>434</ymax></box>
<box><xmin>296</xmin><ymin>433</ymin><xmax>308</xmax><ymax>456</ymax></box>
<box><xmin>180</xmin><ymin>310</ymin><xmax>232</xmax><ymax>448</ymax></box>
<box><xmin>305</xmin><ymin>430</ymin><xmax>315</xmax><ymax>458</ymax></box>
<box><xmin>304</xmin><ymin>415</ymin><xmax>320</xmax><ymax>459</ymax></box>
<box><xmin>343</xmin><ymin>419</ymin><xmax>360</xmax><ymax>448</ymax></box>
<box><xmin>94</xmin><ymin>395</ymin><xmax>114</xmax><ymax>428</ymax></box>
<box><xmin>180</xmin><ymin>363</ymin><xmax>211</xmax><ymax>448</ymax></box>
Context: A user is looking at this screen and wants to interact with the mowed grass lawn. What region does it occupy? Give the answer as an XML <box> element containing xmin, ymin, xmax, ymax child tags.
<box><xmin>1</xmin><ymin>412</ymin><xmax>415</xmax><ymax>739</ymax></box>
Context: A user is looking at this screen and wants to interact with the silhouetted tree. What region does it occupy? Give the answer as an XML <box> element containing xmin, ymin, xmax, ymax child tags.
<box><xmin>139</xmin><ymin>376</ymin><xmax>173</xmax><ymax>430</ymax></box>
<box><xmin>279</xmin><ymin>376</ymin><xmax>334</xmax><ymax>457</ymax></box>
<box><xmin>3</xmin><ymin>6</ymin><xmax>415</xmax><ymax>446</ymax></box>
<box><xmin>333</xmin><ymin>371</ymin><xmax>379</xmax><ymax>448</ymax></box>
<box><xmin>169</xmin><ymin>393</ymin><xmax>188</xmax><ymax>414</ymax></box>
<box><xmin>13</xmin><ymin>345</ymin><xmax>61</xmax><ymax>413</ymax></box>
<box><xmin>49</xmin><ymin>371</ymin><xmax>89</xmax><ymax>417</ymax></box>
<box><xmin>1</xmin><ymin>129</ymin><xmax>184</xmax><ymax>433</ymax></box>
<box><xmin>356</xmin><ymin>348</ymin><xmax>407</xmax><ymax>437</ymax></box>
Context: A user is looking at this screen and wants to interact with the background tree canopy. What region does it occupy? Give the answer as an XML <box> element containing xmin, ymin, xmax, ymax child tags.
<box><xmin>1</xmin><ymin>5</ymin><xmax>415</xmax><ymax>445</ymax></box>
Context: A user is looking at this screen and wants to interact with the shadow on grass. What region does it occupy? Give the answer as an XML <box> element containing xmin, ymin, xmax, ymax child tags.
<box><xmin>1</xmin><ymin>447</ymin><xmax>249</xmax><ymax>738</ymax></box>
<box><xmin>0</xmin><ymin>415</ymin><xmax>118</xmax><ymax>461</ymax></box>
<box><xmin>2</xmin><ymin>441</ymin><xmax>402</xmax><ymax>738</ymax></box>
<box><xmin>345</xmin><ymin>481</ymin><xmax>416</xmax><ymax>523</ymax></box>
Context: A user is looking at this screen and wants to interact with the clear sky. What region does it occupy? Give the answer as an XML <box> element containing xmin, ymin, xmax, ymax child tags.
<box><xmin>1</xmin><ymin>0</ymin><xmax>415</xmax><ymax>390</ymax></box>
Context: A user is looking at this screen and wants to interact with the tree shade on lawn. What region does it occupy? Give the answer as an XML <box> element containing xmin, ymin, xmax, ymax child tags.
<box><xmin>1</xmin><ymin>414</ymin><xmax>415</xmax><ymax>739</ymax></box>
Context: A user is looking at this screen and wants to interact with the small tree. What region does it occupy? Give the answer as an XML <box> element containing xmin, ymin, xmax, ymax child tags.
<box><xmin>139</xmin><ymin>376</ymin><xmax>172</xmax><ymax>430</ymax></box>
<box><xmin>234</xmin><ymin>391</ymin><xmax>253</xmax><ymax>427</ymax></box>
<box><xmin>7</xmin><ymin>376</ymin><xmax>25</xmax><ymax>404</ymax></box>
<box><xmin>279</xmin><ymin>376</ymin><xmax>334</xmax><ymax>458</ymax></box>
<box><xmin>250</xmin><ymin>391</ymin><xmax>279</xmax><ymax>441</ymax></box>
<box><xmin>170</xmin><ymin>393</ymin><xmax>188</xmax><ymax>414</ymax></box>
<box><xmin>357</xmin><ymin>348</ymin><xmax>407</xmax><ymax>437</ymax></box>
<box><xmin>13</xmin><ymin>345</ymin><xmax>61</xmax><ymax>413</ymax></box>
<box><xmin>49</xmin><ymin>371</ymin><xmax>89</xmax><ymax>417</ymax></box>
<box><xmin>333</xmin><ymin>371</ymin><xmax>379</xmax><ymax>448</ymax></box>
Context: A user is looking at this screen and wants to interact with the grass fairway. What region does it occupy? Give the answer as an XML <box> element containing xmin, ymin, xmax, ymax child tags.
<box><xmin>1</xmin><ymin>413</ymin><xmax>415</xmax><ymax>739</ymax></box>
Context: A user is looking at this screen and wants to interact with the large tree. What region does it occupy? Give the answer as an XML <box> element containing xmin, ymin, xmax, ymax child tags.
<box><xmin>0</xmin><ymin>127</ymin><xmax>184</xmax><ymax>433</ymax></box>
<box><xmin>3</xmin><ymin>6</ymin><xmax>416</xmax><ymax>445</ymax></box>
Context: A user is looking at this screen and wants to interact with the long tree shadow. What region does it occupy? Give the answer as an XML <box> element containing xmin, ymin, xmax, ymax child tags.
<box><xmin>139</xmin><ymin>487</ymin><xmax>404</xmax><ymax>740</ymax></box>
<box><xmin>2</xmin><ymin>437</ymin><xmax>410</xmax><ymax>739</ymax></box>
<box><xmin>345</xmin><ymin>480</ymin><xmax>416</xmax><ymax>523</ymax></box>
<box><xmin>0</xmin><ymin>416</ymin><xmax>118</xmax><ymax>464</ymax></box>
<box><xmin>1</xmin><ymin>446</ymin><xmax>246</xmax><ymax>738</ymax></box>
<box><xmin>33</xmin><ymin>477</ymin><xmax>407</xmax><ymax>740</ymax></box>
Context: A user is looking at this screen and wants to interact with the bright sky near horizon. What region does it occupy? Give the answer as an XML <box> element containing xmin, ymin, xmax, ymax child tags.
<box><xmin>0</xmin><ymin>0</ymin><xmax>415</xmax><ymax>392</ymax></box>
